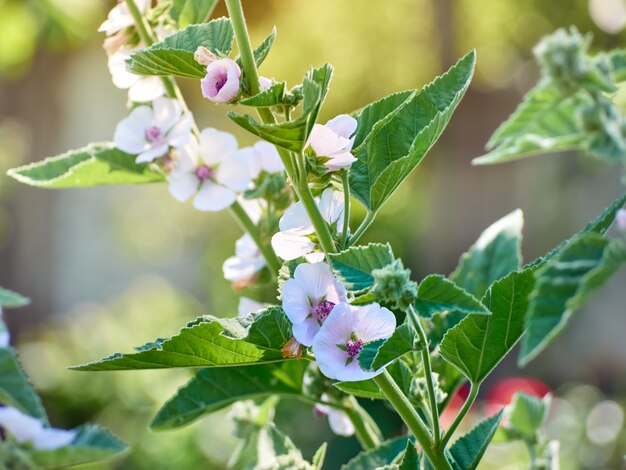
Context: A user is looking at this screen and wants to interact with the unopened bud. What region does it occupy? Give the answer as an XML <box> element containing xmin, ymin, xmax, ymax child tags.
<box><xmin>194</xmin><ymin>46</ymin><xmax>218</xmax><ymax>66</ymax></box>
<box><xmin>281</xmin><ymin>336</ymin><xmax>303</xmax><ymax>359</ymax></box>
<box><xmin>371</xmin><ymin>259</ymin><xmax>417</xmax><ymax>310</ymax></box>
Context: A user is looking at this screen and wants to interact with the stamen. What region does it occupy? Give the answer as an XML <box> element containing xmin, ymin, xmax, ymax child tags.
<box><xmin>314</xmin><ymin>300</ymin><xmax>335</xmax><ymax>322</ymax></box>
<box><xmin>215</xmin><ymin>76</ymin><xmax>228</xmax><ymax>93</ymax></box>
<box><xmin>346</xmin><ymin>338</ymin><xmax>364</xmax><ymax>357</ymax></box>
<box><xmin>195</xmin><ymin>165</ymin><xmax>214</xmax><ymax>181</ymax></box>
<box><xmin>145</xmin><ymin>126</ymin><xmax>162</xmax><ymax>143</ymax></box>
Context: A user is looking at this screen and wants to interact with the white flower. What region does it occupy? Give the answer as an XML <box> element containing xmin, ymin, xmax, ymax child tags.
<box><xmin>114</xmin><ymin>97</ymin><xmax>193</xmax><ymax>163</ymax></box>
<box><xmin>0</xmin><ymin>308</ymin><xmax>8</xmax><ymax>348</ymax></box>
<box><xmin>201</xmin><ymin>58</ymin><xmax>241</xmax><ymax>103</ymax></box>
<box><xmin>223</xmin><ymin>234</ymin><xmax>266</xmax><ymax>282</ymax></box>
<box><xmin>168</xmin><ymin>129</ymin><xmax>251</xmax><ymax>211</ymax></box>
<box><xmin>238</xmin><ymin>197</ymin><xmax>266</xmax><ymax>224</ymax></box>
<box><xmin>0</xmin><ymin>407</ymin><xmax>75</xmax><ymax>450</ymax></box>
<box><xmin>107</xmin><ymin>48</ymin><xmax>166</xmax><ymax>103</ymax></box>
<box><xmin>240</xmin><ymin>141</ymin><xmax>284</xmax><ymax>178</ymax></box>
<box><xmin>98</xmin><ymin>0</ymin><xmax>150</xmax><ymax>36</ymax></box>
<box><xmin>616</xmin><ymin>208</ymin><xmax>626</xmax><ymax>231</ymax></box>
<box><xmin>312</xmin><ymin>302</ymin><xmax>396</xmax><ymax>382</ymax></box>
<box><xmin>281</xmin><ymin>262</ymin><xmax>347</xmax><ymax>346</ymax></box>
<box><xmin>237</xmin><ymin>297</ymin><xmax>267</xmax><ymax>318</ymax></box>
<box><xmin>271</xmin><ymin>188</ymin><xmax>344</xmax><ymax>261</ymax></box>
<box><xmin>306</xmin><ymin>114</ymin><xmax>358</xmax><ymax>171</ymax></box>
<box><xmin>314</xmin><ymin>394</ymin><xmax>355</xmax><ymax>437</ymax></box>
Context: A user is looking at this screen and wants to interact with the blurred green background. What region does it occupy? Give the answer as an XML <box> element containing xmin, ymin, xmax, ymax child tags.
<box><xmin>1</xmin><ymin>0</ymin><xmax>626</xmax><ymax>468</ymax></box>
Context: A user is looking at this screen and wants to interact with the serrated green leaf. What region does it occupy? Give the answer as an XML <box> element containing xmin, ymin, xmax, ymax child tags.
<box><xmin>28</xmin><ymin>425</ymin><xmax>126</xmax><ymax>468</ymax></box>
<box><xmin>151</xmin><ymin>361</ymin><xmax>307</xmax><ymax>430</ymax></box>
<box><xmin>239</xmin><ymin>81</ymin><xmax>286</xmax><ymax>107</ymax></box>
<box><xmin>440</xmin><ymin>270</ymin><xmax>535</xmax><ymax>384</ymax></box>
<box><xmin>7</xmin><ymin>143</ymin><xmax>164</xmax><ymax>188</ymax></box>
<box><xmin>341</xmin><ymin>437</ymin><xmax>413</xmax><ymax>470</ymax></box>
<box><xmin>329</xmin><ymin>243</ymin><xmax>395</xmax><ymax>293</ymax></box>
<box><xmin>0</xmin><ymin>288</ymin><xmax>29</xmax><ymax>308</ymax></box>
<box><xmin>72</xmin><ymin>307</ymin><xmax>293</xmax><ymax>371</ymax></box>
<box><xmin>416</xmin><ymin>275</ymin><xmax>488</xmax><ymax>318</ymax></box>
<box><xmin>448</xmin><ymin>410</ymin><xmax>503</xmax><ymax>470</ymax></box>
<box><xmin>396</xmin><ymin>440</ymin><xmax>420</xmax><ymax>470</ymax></box>
<box><xmin>335</xmin><ymin>360</ymin><xmax>412</xmax><ymax>400</ymax></box>
<box><xmin>520</xmin><ymin>234</ymin><xmax>626</xmax><ymax>366</ymax></box>
<box><xmin>506</xmin><ymin>392</ymin><xmax>549</xmax><ymax>439</ymax></box>
<box><xmin>0</xmin><ymin>348</ymin><xmax>47</xmax><ymax>423</ymax></box>
<box><xmin>358</xmin><ymin>324</ymin><xmax>415</xmax><ymax>371</ymax></box>
<box><xmin>450</xmin><ymin>209</ymin><xmax>524</xmax><ymax>299</ymax></box>
<box><xmin>350</xmin><ymin>51</ymin><xmax>475</xmax><ymax>211</ymax></box>
<box><xmin>312</xmin><ymin>442</ymin><xmax>327</xmax><ymax>470</ymax></box>
<box><xmin>251</xmin><ymin>28</ymin><xmax>276</xmax><ymax>68</ymax></box>
<box><xmin>127</xmin><ymin>19</ymin><xmax>234</xmax><ymax>78</ymax></box>
<box><xmin>170</xmin><ymin>0</ymin><xmax>218</xmax><ymax>28</ymax></box>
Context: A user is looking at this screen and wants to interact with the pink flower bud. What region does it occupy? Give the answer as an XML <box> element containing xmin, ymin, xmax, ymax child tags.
<box><xmin>616</xmin><ymin>208</ymin><xmax>626</xmax><ymax>231</ymax></box>
<box><xmin>194</xmin><ymin>46</ymin><xmax>218</xmax><ymax>66</ymax></box>
<box><xmin>201</xmin><ymin>58</ymin><xmax>241</xmax><ymax>103</ymax></box>
<box><xmin>259</xmin><ymin>76</ymin><xmax>272</xmax><ymax>91</ymax></box>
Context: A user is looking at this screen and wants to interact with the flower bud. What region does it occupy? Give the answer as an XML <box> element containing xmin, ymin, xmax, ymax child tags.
<box><xmin>281</xmin><ymin>336</ymin><xmax>303</xmax><ymax>359</ymax></box>
<box><xmin>201</xmin><ymin>58</ymin><xmax>241</xmax><ymax>103</ymax></box>
<box><xmin>371</xmin><ymin>259</ymin><xmax>417</xmax><ymax>310</ymax></box>
<box><xmin>194</xmin><ymin>46</ymin><xmax>217</xmax><ymax>66</ymax></box>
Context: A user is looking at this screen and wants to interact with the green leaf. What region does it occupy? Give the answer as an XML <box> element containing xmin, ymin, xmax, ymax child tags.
<box><xmin>350</xmin><ymin>51</ymin><xmax>475</xmax><ymax>211</ymax></box>
<box><xmin>358</xmin><ymin>324</ymin><xmax>415</xmax><ymax>371</ymax></box>
<box><xmin>520</xmin><ymin>234</ymin><xmax>626</xmax><ymax>366</ymax></box>
<box><xmin>340</xmin><ymin>437</ymin><xmax>413</xmax><ymax>470</ymax></box>
<box><xmin>29</xmin><ymin>425</ymin><xmax>127</xmax><ymax>468</ymax></box>
<box><xmin>329</xmin><ymin>243</ymin><xmax>395</xmax><ymax>293</ymax></box>
<box><xmin>450</xmin><ymin>209</ymin><xmax>524</xmax><ymax>298</ymax></box>
<box><xmin>238</xmin><ymin>81</ymin><xmax>286</xmax><ymax>107</ymax></box>
<box><xmin>608</xmin><ymin>49</ymin><xmax>626</xmax><ymax>82</ymax></box>
<box><xmin>415</xmin><ymin>275</ymin><xmax>489</xmax><ymax>318</ymax></box>
<box><xmin>474</xmin><ymin>84</ymin><xmax>589</xmax><ymax>165</ymax></box>
<box><xmin>0</xmin><ymin>288</ymin><xmax>29</xmax><ymax>308</ymax></box>
<box><xmin>7</xmin><ymin>143</ymin><xmax>164</xmax><ymax>188</ymax></box>
<box><xmin>397</xmin><ymin>440</ymin><xmax>420</xmax><ymax>470</ymax></box>
<box><xmin>72</xmin><ymin>307</ymin><xmax>293</xmax><ymax>371</ymax></box>
<box><xmin>448</xmin><ymin>410</ymin><xmax>504</xmax><ymax>470</ymax></box>
<box><xmin>251</xmin><ymin>28</ymin><xmax>276</xmax><ymax>68</ymax></box>
<box><xmin>440</xmin><ymin>270</ymin><xmax>535</xmax><ymax>384</ymax></box>
<box><xmin>0</xmin><ymin>348</ymin><xmax>47</xmax><ymax>423</ymax></box>
<box><xmin>151</xmin><ymin>361</ymin><xmax>307</xmax><ymax>430</ymax></box>
<box><xmin>170</xmin><ymin>0</ymin><xmax>218</xmax><ymax>28</ymax></box>
<box><xmin>127</xmin><ymin>19</ymin><xmax>234</xmax><ymax>78</ymax></box>
<box><xmin>506</xmin><ymin>392</ymin><xmax>550</xmax><ymax>439</ymax></box>
<box><xmin>335</xmin><ymin>360</ymin><xmax>412</xmax><ymax>400</ymax></box>
<box><xmin>312</xmin><ymin>442</ymin><xmax>327</xmax><ymax>470</ymax></box>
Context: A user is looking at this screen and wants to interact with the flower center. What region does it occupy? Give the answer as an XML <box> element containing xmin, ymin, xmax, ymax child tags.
<box><xmin>195</xmin><ymin>165</ymin><xmax>214</xmax><ymax>181</ymax></box>
<box><xmin>145</xmin><ymin>126</ymin><xmax>163</xmax><ymax>143</ymax></box>
<box><xmin>215</xmin><ymin>75</ymin><xmax>228</xmax><ymax>93</ymax></box>
<box><xmin>346</xmin><ymin>338</ymin><xmax>364</xmax><ymax>357</ymax></box>
<box><xmin>314</xmin><ymin>300</ymin><xmax>335</xmax><ymax>322</ymax></box>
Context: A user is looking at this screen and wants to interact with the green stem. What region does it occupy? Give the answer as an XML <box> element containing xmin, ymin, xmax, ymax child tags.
<box><xmin>407</xmin><ymin>305</ymin><xmax>441</xmax><ymax>448</ymax></box>
<box><xmin>340</xmin><ymin>170</ymin><xmax>351</xmax><ymax>248</ymax></box>
<box><xmin>441</xmin><ymin>383</ymin><xmax>479</xmax><ymax>448</ymax></box>
<box><xmin>297</xmin><ymin>182</ymin><xmax>337</xmax><ymax>255</ymax></box>
<box><xmin>349</xmin><ymin>211</ymin><xmax>376</xmax><ymax>246</ymax></box>
<box><xmin>230</xmin><ymin>200</ymin><xmax>282</xmax><ymax>276</ymax></box>
<box><xmin>374</xmin><ymin>371</ymin><xmax>452</xmax><ymax>470</ymax></box>
<box><xmin>344</xmin><ymin>396</ymin><xmax>383</xmax><ymax>449</ymax></box>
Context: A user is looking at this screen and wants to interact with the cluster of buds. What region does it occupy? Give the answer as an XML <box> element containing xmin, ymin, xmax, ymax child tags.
<box><xmin>371</xmin><ymin>259</ymin><xmax>418</xmax><ymax>311</ymax></box>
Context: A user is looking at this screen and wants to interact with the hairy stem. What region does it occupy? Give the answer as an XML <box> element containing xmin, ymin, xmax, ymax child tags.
<box><xmin>441</xmin><ymin>382</ymin><xmax>479</xmax><ymax>448</ymax></box>
<box><xmin>344</xmin><ymin>396</ymin><xmax>383</xmax><ymax>449</ymax></box>
<box><xmin>374</xmin><ymin>371</ymin><xmax>452</xmax><ymax>469</ymax></box>
<box><xmin>297</xmin><ymin>182</ymin><xmax>337</xmax><ymax>255</ymax></box>
<box><xmin>407</xmin><ymin>304</ymin><xmax>441</xmax><ymax>448</ymax></box>
<box><xmin>230</xmin><ymin>200</ymin><xmax>282</xmax><ymax>276</ymax></box>
<box><xmin>349</xmin><ymin>210</ymin><xmax>376</xmax><ymax>246</ymax></box>
<box><xmin>340</xmin><ymin>170</ymin><xmax>351</xmax><ymax>248</ymax></box>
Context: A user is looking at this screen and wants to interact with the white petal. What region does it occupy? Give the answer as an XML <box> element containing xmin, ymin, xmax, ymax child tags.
<box><xmin>325</xmin><ymin>114</ymin><xmax>358</xmax><ymax>148</ymax></box>
<box><xmin>235</xmin><ymin>233</ymin><xmax>260</xmax><ymax>258</ymax></box>
<box><xmin>304</xmin><ymin>252</ymin><xmax>326</xmax><ymax>263</ymax></box>
<box><xmin>32</xmin><ymin>428</ymin><xmax>76</xmax><ymax>450</ymax></box>
<box><xmin>166</xmin><ymin>113</ymin><xmax>194</xmax><ymax>148</ymax></box>
<box><xmin>306</xmin><ymin>124</ymin><xmax>351</xmax><ymax>157</ymax></box>
<box><xmin>354</xmin><ymin>303</ymin><xmax>396</xmax><ymax>343</ymax></box>
<box><xmin>108</xmin><ymin>50</ymin><xmax>138</xmax><ymax>89</ymax></box>
<box><xmin>152</xmin><ymin>97</ymin><xmax>182</xmax><ymax>133</ymax></box>
<box><xmin>327</xmin><ymin>409</ymin><xmax>356</xmax><ymax>436</ymax></box>
<box><xmin>292</xmin><ymin>318</ymin><xmax>322</xmax><ymax>347</ymax></box>
<box><xmin>199</xmin><ymin>128</ymin><xmax>239</xmax><ymax>165</ymax></box>
<box><xmin>136</xmin><ymin>143</ymin><xmax>168</xmax><ymax>163</ymax></box>
<box><xmin>254</xmin><ymin>141</ymin><xmax>284</xmax><ymax>173</ymax></box>
<box><xmin>240</xmin><ymin>147</ymin><xmax>261</xmax><ymax>179</ymax></box>
<box><xmin>238</xmin><ymin>297</ymin><xmax>267</xmax><ymax>317</ymax></box>
<box><xmin>325</xmin><ymin>151</ymin><xmax>357</xmax><ymax>171</ymax></box>
<box><xmin>271</xmin><ymin>232</ymin><xmax>315</xmax><ymax>260</ymax></box>
<box><xmin>0</xmin><ymin>331</ymin><xmax>9</xmax><ymax>348</ymax></box>
<box><xmin>175</xmin><ymin>139</ymin><xmax>200</xmax><ymax>170</ymax></box>
<box><xmin>293</xmin><ymin>262</ymin><xmax>344</xmax><ymax>304</ymax></box>
<box><xmin>0</xmin><ymin>407</ymin><xmax>43</xmax><ymax>443</ymax></box>
<box><xmin>168</xmin><ymin>170</ymin><xmax>198</xmax><ymax>203</ymax></box>
<box><xmin>281</xmin><ymin>278</ymin><xmax>312</xmax><ymax>325</ymax></box>
<box><xmin>238</xmin><ymin>197</ymin><xmax>265</xmax><ymax>224</ymax></box>
<box><xmin>193</xmin><ymin>181</ymin><xmax>236</xmax><ymax>212</ymax></box>
<box><xmin>318</xmin><ymin>189</ymin><xmax>345</xmax><ymax>229</ymax></box>
<box><xmin>113</xmin><ymin>105</ymin><xmax>152</xmax><ymax>154</ymax></box>
<box><xmin>216</xmin><ymin>151</ymin><xmax>251</xmax><ymax>192</ymax></box>
<box><xmin>279</xmin><ymin>202</ymin><xmax>314</xmax><ymax>235</ymax></box>
<box><xmin>222</xmin><ymin>255</ymin><xmax>265</xmax><ymax>282</ymax></box>
<box><xmin>128</xmin><ymin>76</ymin><xmax>166</xmax><ymax>102</ymax></box>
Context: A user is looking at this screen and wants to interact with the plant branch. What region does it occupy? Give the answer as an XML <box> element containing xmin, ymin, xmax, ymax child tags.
<box><xmin>349</xmin><ymin>210</ymin><xmax>376</xmax><ymax>246</ymax></box>
<box><xmin>441</xmin><ymin>382</ymin><xmax>479</xmax><ymax>448</ymax></box>
<box><xmin>407</xmin><ymin>304</ymin><xmax>441</xmax><ymax>448</ymax></box>
<box><xmin>340</xmin><ymin>170</ymin><xmax>351</xmax><ymax>248</ymax></box>
<box><xmin>344</xmin><ymin>396</ymin><xmax>383</xmax><ymax>449</ymax></box>
<box><xmin>297</xmin><ymin>182</ymin><xmax>337</xmax><ymax>255</ymax></box>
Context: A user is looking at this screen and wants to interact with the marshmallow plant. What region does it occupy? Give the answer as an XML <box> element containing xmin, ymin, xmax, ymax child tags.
<box><xmin>7</xmin><ymin>1</ymin><xmax>626</xmax><ymax>468</ymax></box>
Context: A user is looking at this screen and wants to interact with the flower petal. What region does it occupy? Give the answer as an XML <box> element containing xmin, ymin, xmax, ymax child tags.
<box><xmin>152</xmin><ymin>97</ymin><xmax>182</xmax><ymax>133</ymax></box>
<box><xmin>354</xmin><ymin>303</ymin><xmax>396</xmax><ymax>343</ymax></box>
<box><xmin>113</xmin><ymin>105</ymin><xmax>152</xmax><ymax>154</ymax></box>
<box><xmin>0</xmin><ymin>406</ymin><xmax>43</xmax><ymax>444</ymax></box>
<box><xmin>293</xmin><ymin>262</ymin><xmax>346</xmax><ymax>304</ymax></box>
<box><xmin>279</xmin><ymin>201</ymin><xmax>313</xmax><ymax>235</ymax></box>
<box><xmin>215</xmin><ymin>151</ymin><xmax>251</xmax><ymax>192</ymax></box>
<box><xmin>168</xmin><ymin>170</ymin><xmax>198</xmax><ymax>203</ymax></box>
<box><xmin>292</xmin><ymin>318</ymin><xmax>322</xmax><ymax>347</ymax></box>
<box><xmin>324</xmin><ymin>151</ymin><xmax>357</xmax><ymax>171</ymax></box>
<box><xmin>193</xmin><ymin>181</ymin><xmax>236</xmax><ymax>212</ymax></box>
<box><xmin>318</xmin><ymin>188</ymin><xmax>345</xmax><ymax>230</ymax></box>
<box><xmin>199</xmin><ymin>128</ymin><xmax>238</xmax><ymax>165</ymax></box>
<box><xmin>306</xmin><ymin>124</ymin><xmax>351</xmax><ymax>157</ymax></box>
<box><xmin>325</xmin><ymin>114</ymin><xmax>358</xmax><ymax>148</ymax></box>
<box><xmin>128</xmin><ymin>76</ymin><xmax>166</xmax><ymax>102</ymax></box>
<box><xmin>254</xmin><ymin>141</ymin><xmax>284</xmax><ymax>173</ymax></box>
<box><xmin>282</xmin><ymin>278</ymin><xmax>312</xmax><ymax>325</ymax></box>
<box><xmin>167</xmin><ymin>113</ymin><xmax>194</xmax><ymax>148</ymax></box>
<box><xmin>222</xmin><ymin>255</ymin><xmax>265</xmax><ymax>282</ymax></box>
<box><xmin>327</xmin><ymin>409</ymin><xmax>356</xmax><ymax>436</ymax></box>
<box><xmin>32</xmin><ymin>428</ymin><xmax>76</xmax><ymax>450</ymax></box>
<box><xmin>271</xmin><ymin>232</ymin><xmax>315</xmax><ymax>260</ymax></box>
<box><xmin>136</xmin><ymin>143</ymin><xmax>168</xmax><ymax>163</ymax></box>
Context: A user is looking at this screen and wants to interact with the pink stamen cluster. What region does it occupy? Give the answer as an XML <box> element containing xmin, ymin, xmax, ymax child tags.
<box><xmin>195</xmin><ymin>165</ymin><xmax>214</xmax><ymax>181</ymax></box>
<box><xmin>314</xmin><ymin>300</ymin><xmax>335</xmax><ymax>321</ymax></box>
<box><xmin>214</xmin><ymin>75</ymin><xmax>228</xmax><ymax>93</ymax></box>
<box><xmin>145</xmin><ymin>126</ymin><xmax>163</xmax><ymax>143</ymax></box>
<box><xmin>345</xmin><ymin>338</ymin><xmax>364</xmax><ymax>357</ymax></box>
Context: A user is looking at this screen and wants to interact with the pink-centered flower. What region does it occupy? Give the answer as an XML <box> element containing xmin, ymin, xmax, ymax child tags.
<box><xmin>0</xmin><ymin>406</ymin><xmax>75</xmax><ymax>450</ymax></box>
<box><xmin>114</xmin><ymin>97</ymin><xmax>193</xmax><ymax>163</ymax></box>
<box><xmin>281</xmin><ymin>262</ymin><xmax>347</xmax><ymax>346</ymax></box>
<box><xmin>99</xmin><ymin>0</ymin><xmax>150</xmax><ymax>36</ymax></box>
<box><xmin>306</xmin><ymin>114</ymin><xmax>358</xmax><ymax>171</ymax></box>
<box><xmin>223</xmin><ymin>234</ymin><xmax>266</xmax><ymax>282</ymax></box>
<box><xmin>168</xmin><ymin>129</ymin><xmax>251</xmax><ymax>211</ymax></box>
<box><xmin>312</xmin><ymin>302</ymin><xmax>396</xmax><ymax>382</ymax></box>
<box><xmin>616</xmin><ymin>208</ymin><xmax>626</xmax><ymax>231</ymax></box>
<box><xmin>271</xmin><ymin>188</ymin><xmax>344</xmax><ymax>262</ymax></box>
<box><xmin>201</xmin><ymin>58</ymin><xmax>241</xmax><ymax>103</ymax></box>
<box><xmin>240</xmin><ymin>141</ymin><xmax>284</xmax><ymax>178</ymax></box>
